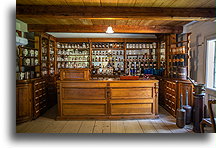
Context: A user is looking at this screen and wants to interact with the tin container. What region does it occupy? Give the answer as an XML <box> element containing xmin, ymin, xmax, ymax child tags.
<box><xmin>177</xmin><ymin>67</ymin><xmax>187</xmax><ymax>80</ymax></box>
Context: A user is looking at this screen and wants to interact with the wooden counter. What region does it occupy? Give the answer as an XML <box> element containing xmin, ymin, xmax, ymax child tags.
<box><xmin>57</xmin><ymin>79</ymin><xmax>159</xmax><ymax>120</ymax></box>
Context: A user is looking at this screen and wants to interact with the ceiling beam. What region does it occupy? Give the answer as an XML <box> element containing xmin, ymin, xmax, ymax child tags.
<box><xmin>16</xmin><ymin>5</ymin><xmax>215</xmax><ymax>21</ymax></box>
<box><xmin>28</xmin><ymin>24</ymin><xmax>183</xmax><ymax>34</ymax></box>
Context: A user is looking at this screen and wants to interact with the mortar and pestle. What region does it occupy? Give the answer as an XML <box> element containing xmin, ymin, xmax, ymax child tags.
<box><xmin>187</xmin><ymin>76</ymin><xmax>205</xmax><ymax>95</ymax></box>
<box><xmin>186</xmin><ymin>76</ymin><xmax>206</xmax><ymax>132</ymax></box>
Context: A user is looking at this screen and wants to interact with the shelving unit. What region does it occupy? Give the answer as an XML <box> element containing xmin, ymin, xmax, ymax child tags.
<box><xmin>16</xmin><ymin>32</ymin><xmax>40</xmax><ymax>81</ymax></box>
<box><xmin>166</xmin><ymin>33</ymin><xmax>191</xmax><ymax>80</ymax></box>
<box><xmin>55</xmin><ymin>39</ymin><xmax>166</xmax><ymax>78</ymax></box>
<box><xmin>56</xmin><ymin>42</ymin><xmax>90</xmax><ymax>73</ymax></box>
<box><xmin>159</xmin><ymin>33</ymin><xmax>193</xmax><ymax>117</ymax></box>
<box><xmin>48</xmin><ymin>39</ymin><xmax>55</xmax><ymax>76</ymax></box>
<box><xmin>41</xmin><ymin>35</ymin><xmax>49</xmax><ymax>77</ymax></box>
<box><xmin>16</xmin><ymin>32</ymin><xmax>58</xmax><ymax>123</ymax></box>
<box><xmin>91</xmin><ymin>42</ymin><xmax>125</xmax><ymax>77</ymax></box>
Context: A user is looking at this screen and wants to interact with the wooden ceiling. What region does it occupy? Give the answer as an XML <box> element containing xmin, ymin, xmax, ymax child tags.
<box><xmin>16</xmin><ymin>0</ymin><xmax>216</xmax><ymax>34</ymax></box>
<box><xmin>16</xmin><ymin>0</ymin><xmax>215</xmax><ymax>8</ymax></box>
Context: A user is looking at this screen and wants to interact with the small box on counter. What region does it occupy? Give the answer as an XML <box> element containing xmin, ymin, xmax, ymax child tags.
<box><xmin>120</xmin><ymin>76</ymin><xmax>139</xmax><ymax>80</ymax></box>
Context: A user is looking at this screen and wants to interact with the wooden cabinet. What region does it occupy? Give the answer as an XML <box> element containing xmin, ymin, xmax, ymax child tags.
<box><xmin>16</xmin><ymin>78</ymin><xmax>51</xmax><ymax>123</ymax></box>
<box><xmin>32</xmin><ymin>78</ymin><xmax>48</xmax><ymax>119</ymax></box>
<box><xmin>59</xmin><ymin>82</ymin><xmax>107</xmax><ymax>117</ymax></box>
<box><xmin>109</xmin><ymin>82</ymin><xmax>157</xmax><ymax>116</ymax></box>
<box><xmin>16</xmin><ymin>82</ymin><xmax>32</xmax><ymax>124</ymax></box>
<box><xmin>57</xmin><ymin>80</ymin><xmax>158</xmax><ymax>120</ymax></box>
<box><xmin>159</xmin><ymin>78</ymin><xmax>193</xmax><ymax>117</ymax></box>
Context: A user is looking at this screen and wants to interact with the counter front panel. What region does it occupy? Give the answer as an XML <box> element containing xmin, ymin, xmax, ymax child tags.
<box><xmin>57</xmin><ymin>80</ymin><xmax>158</xmax><ymax>120</ymax></box>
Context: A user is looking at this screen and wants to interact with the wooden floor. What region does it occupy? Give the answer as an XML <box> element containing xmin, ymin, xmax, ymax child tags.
<box><xmin>16</xmin><ymin>106</ymin><xmax>195</xmax><ymax>133</ymax></box>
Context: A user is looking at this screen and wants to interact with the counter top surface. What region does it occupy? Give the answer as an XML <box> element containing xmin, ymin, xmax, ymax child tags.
<box><xmin>57</xmin><ymin>79</ymin><xmax>159</xmax><ymax>83</ymax></box>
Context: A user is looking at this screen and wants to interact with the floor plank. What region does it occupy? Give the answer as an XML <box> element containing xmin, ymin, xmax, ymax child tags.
<box><xmin>16</xmin><ymin>121</ymin><xmax>32</xmax><ymax>133</ymax></box>
<box><xmin>23</xmin><ymin>120</ymin><xmax>51</xmax><ymax>133</ymax></box>
<box><xmin>110</xmin><ymin>120</ymin><xmax>125</xmax><ymax>133</ymax></box>
<box><xmin>78</xmin><ymin>121</ymin><xmax>95</xmax><ymax>133</ymax></box>
<box><xmin>60</xmin><ymin>121</ymin><xmax>83</xmax><ymax>133</ymax></box>
<box><xmin>151</xmin><ymin>118</ymin><xmax>172</xmax><ymax>133</ymax></box>
<box><xmin>16</xmin><ymin>105</ymin><xmax>197</xmax><ymax>133</ymax></box>
<box><xmin>93</xmin><ymin>121</ymin><xmax>111</xmax><ymax>133</ymax></box>
<box><xmin>124</xmin><ymin>120</ymin><xmax>143</xmax><ymax>133</ymax></box>
<box><xmin>42</xmin><ymin>121</ymin><xmax>67</xmax><ymax>133</ymax></box>
<box><xmin>138</xmin><ymin>119</ymin><xmax>157</xmax><ymax>133</ymax></box>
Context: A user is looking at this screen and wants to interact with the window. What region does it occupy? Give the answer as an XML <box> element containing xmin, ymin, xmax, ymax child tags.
<box><xmin>206</xmin><ymin>38</ymin><xmax>216</xmax><ymax>90</ymax></box>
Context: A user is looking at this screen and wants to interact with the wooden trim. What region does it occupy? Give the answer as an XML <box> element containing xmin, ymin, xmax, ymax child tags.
<box><xmin>56</xmin><ymin>38</ymin><xmax>159</xmax><ymax>42</ymax></box>
<box><xmin>17</xmin><ymin>5</ymin><xmax>215</xmax><ymax>20</ymax></box>
<box><xmin>56</xmin><ymin>114</ymin><xmax>159</xmax><ymax>120</ymax></box>
<box><xmin>28</xmin><ymin>24</ymin><xmax>183</xmax><ymax>34</ymax></box>
<box><xmin>56</xmin><ymin>38</ymin><xmax>89</xmax><ymax>42</ymax></box>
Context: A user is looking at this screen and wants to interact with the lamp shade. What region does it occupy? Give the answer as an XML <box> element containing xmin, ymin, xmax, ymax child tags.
<box><xmin>106</xmin><ymin>26</ymin><xmax>114</xmax><ymax>33</ymax></box>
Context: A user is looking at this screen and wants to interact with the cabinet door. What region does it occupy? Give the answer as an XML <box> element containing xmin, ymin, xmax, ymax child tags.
<box><xmin>60</xmin><ymin>85</ymin><xmax>107</xmax><ymax>116</ymax></box>
<box><xmin>110</xmin><ymin>87</ymin><xmax>155</xmax><ymax>115</ymax></box>
<box><xmin>16</xmin><ymin>83</ymin><xmax>32</xmax><ymax>123</ymax></box>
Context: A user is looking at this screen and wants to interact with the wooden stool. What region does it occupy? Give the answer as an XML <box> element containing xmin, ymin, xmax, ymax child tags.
<box><xmin>200</xmin><ymin>99</ymin><xmax>216</xmax><ymax>133</ymax></box>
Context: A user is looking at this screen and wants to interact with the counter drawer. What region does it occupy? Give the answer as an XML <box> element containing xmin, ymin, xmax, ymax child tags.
<box><xmin>110</xmin><ymin>83</ymin><xmax>155</xmax><ymax>88</ymax></box>
<box><xmin>61</xmin><ymin>82</ymin><xmax>107</xmax><ymax>88</ymax></box>
<box><xmin>111</xmin><ymin>88</ymin><xmax>153</xmax><ymax>99</ymax></box>
<box><xmin>110</xmin><ymin>103</ymin><xmax>153</xmax><ymax>115</ymax></box>
<box><xmin>62</xmin><ymin>88</ymin><xmax>106</xmax><ymax>100</ymax></box>
<box><xmin>62</xmin><ymin>104</ymin><xmax>107</xmax><ymax>115</ymax></box>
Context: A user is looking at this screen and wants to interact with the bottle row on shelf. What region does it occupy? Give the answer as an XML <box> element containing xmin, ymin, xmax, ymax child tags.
<box><xmin>57</xmin><ymin>42</ymin><xmax>158</xmax><ymax>49</ymax></box>
<box><xmin>41</xmin><ymin>68</ymin><xmax>55</xmax><ymax>75</ymax></box>
<box><xmin>16</xmin><ymin>71</ymin><xmax>40</xmax><ymax>80</ymax></box>
<box><xmin>127</xmin><ymin>61</ymin><xmax>158</xmax><ymax>69</ymax></box>
<box><xmin>92</xmin><ymin>50</ymin><xmax>123</xmax><ymax>55</ymax></box>
<box><xmin>169</xmin><ymin>54</ymin><xmax>187</xmax><ymax>67</ymax></box>
<box><xmin>92</xmin><ymin>43</ymin><xmax>124</xmax><ymax>49</ymax></box>
<box><xmin>126</xmin><ymin>42</ymin><xmax>157</xmax><ymax>49</ymax></box>
<box><xmin>41</xmin><ymin>39</ymin><xmax>48</xmax><ymax>76</ymax></box>
<box><xmin>57</xmin><ymin>42</ymin><xmax>90</xmax><ymax>49</ymax></box>
<box><xmin>57</xmin><ymin>49</ymin><xmax>89</xmax><ymax>55</ymax></box>
<box><xmin>169</xmin><ymin>66</ymin><xmax>187</xmax><ymax>80</ymax></box>
<box><xmin>19</xmin><ymin>48</ymin><xmax>38</xmax><ymax>58</ymax></box>
<box><xmin>92</xmin><ymin>63</ymin><xmax>124</xmax><ymax>76</ymax></box>
<box><xmin>49</xmin><ymin>42</ymin><xmax>55</xmax><ymax>55</ymax></box>
<box><xmin>21</xmin><ymin>58</ymin><xmax>39</xmax><ymax>66</ymax></box>
<box><xmin>57</xmin><ymin>56</ymin><xmax>89</xmax><ymax>62</ymax></box>
<box><xmin>126</xmin><ymin>49</ymin><xmax>156</xmax><ymax>55</ymax></box>
<box><xmin>57</xmin><ymin>62</ymin><xmax>89</xmax><ymax>69</ymax></box>
<box><xmin>92</xmin><ymin>57</ymin><xmax>124</xmax><ymax>62</ymax></box>
<box><xmin>171</xmin><ymin>46</ymin><xmax>186</xmax><ymax>55</ymax></box>
<box><xmin>126</xmin><ymin>68</ymin><xmax>164</xmax><ymax>76</ymax></box>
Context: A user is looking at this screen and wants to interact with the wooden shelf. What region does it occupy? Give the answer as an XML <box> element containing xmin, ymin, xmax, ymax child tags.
<box><xmin>19</xmin><ymin>56</ymin><xmax>38</xmax><ymax>58</ymax></box>
<box><xmin>92</xmin><ymin>48</ymin><xmax>124</xmax><ymax>50</ymax></box>
<box><xmin>57</xmin><ymin>54</ymin><xmax>89</xmax><ymax>56</ymax></box>
<box><xmin>57</xmin><ymin>61</ymin><xmax>89</xmax><ymax>62</ymax></box>
<box><xmin>21</xmin><ymin>65</ymin><xmax>39</xmax><ymax>67</ymax></box>
<box><xmin>92</xmin><ymin>61</ymin><xmax>124</xmax><ymax>63</ymax></box>
<box><xmin>58</xmin><ymin>48</ymin><xmax>89</xmax><ymax>50</ymax></box>
<box><xmin>92</xmin><ymin>54</ymin><xmax>124</xmax><ymax>56</ymax></box>
<box><xmin>126</xmin><ymin>48</ymin><xmax>156</xmax><ymax>50</ymax></box>
<box><xmin>20</xmin><ymin>46</ymin><xmax>38</xmax><ymax>50</ymax></box>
